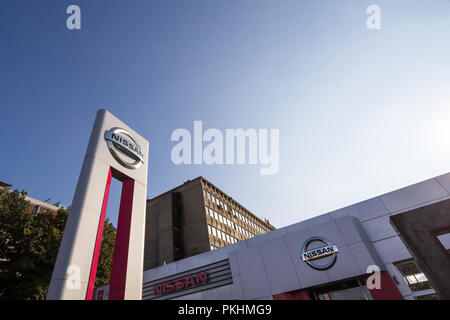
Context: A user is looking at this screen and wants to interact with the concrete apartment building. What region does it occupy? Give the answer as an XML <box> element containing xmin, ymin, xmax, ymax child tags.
<box><xmin>144</xmin><ymin>176</ymin><xmax>275</xmax><ymax>270</ymax></box>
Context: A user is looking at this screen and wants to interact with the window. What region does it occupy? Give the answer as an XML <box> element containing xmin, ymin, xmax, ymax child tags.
<box><xmin>32</xmin><ymin>205</ymin><xmax>40</xmax><ymax>214</ymax></box>
<box><xmin>394</xmin><ymin>259</ymin><xmax>435</xmax><ymax>296</ymax></box>
<box><xmin>314</xmin><ymin>279</ymin><xmax>372</xmax><ymax>300</ymax></box>
<box><xmin>208</xmin><ymin>225</ymin><xmax>212</xmax><ymax>234</ymax></box>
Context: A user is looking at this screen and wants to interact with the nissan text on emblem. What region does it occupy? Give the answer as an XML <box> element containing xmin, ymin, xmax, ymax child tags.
<box><xmin>104</xmin><ymin>127</ymin><xmax>144</xmax><ymax>169</ymax></box>
<box><xmin>301</xmin><ymin>236</ymin><xmax>339</xmax><ymax>270</ymax></box>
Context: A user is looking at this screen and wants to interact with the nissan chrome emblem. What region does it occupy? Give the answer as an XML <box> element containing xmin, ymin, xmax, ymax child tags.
<box><xmin>104</xmin><ymin>127</ymin><xmax>144</xmax><ymax>169</ymax></box>
<box><xmin>301</xmin><ymin>236</ymin><xmax>339</xmax><ymax>270</ymax></box>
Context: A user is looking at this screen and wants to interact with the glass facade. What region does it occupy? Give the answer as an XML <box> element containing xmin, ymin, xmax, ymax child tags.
<box><xmin>394</xmin><ymin>259</ymin><xmax>438</xmax><ymax>300</ymax></box>
<box><xmin>314</xmin><ymin>279</ymin><xmax>372</xmax><ymax>300</ymax></box>
<box><xmin>396</xmin><ymin>260</ymin><xmax>432</xmax><ymax>292</ymax></box>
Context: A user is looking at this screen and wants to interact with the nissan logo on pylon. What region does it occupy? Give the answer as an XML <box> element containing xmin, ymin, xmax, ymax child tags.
<box><xmin>104</xmin><ymin>127</ymin><xmax>144</xmax><ymax>169</ymax></box>
<box><xmin>301</xmin><ymin>236</ymin><xmax>339</xmax><ymax>270</ymax></box>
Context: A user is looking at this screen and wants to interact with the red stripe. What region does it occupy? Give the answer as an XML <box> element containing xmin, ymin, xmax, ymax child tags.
<box><xmin>273</xmin><ymin>289</ymin><xmax>311</xmax><ymax>300</ymax></box>
<box><xmin>109</xmin><ymin>179</ymin><xmax>135</xmax><ymax>300</ymax></box>
<box><xmin>85</xmin><ymin>167</ymin><xmax>112</xmax><ymax>300</ymax></box>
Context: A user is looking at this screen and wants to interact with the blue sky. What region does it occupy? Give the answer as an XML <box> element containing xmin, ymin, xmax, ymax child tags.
<box><xmin>1</xmin><ymin>0</ymin><xmax>450</xmax><ymax>228</ymax></box>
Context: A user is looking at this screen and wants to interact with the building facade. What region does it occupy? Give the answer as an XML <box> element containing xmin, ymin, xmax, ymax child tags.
<box><xmin>144</xmin><ymin>177</ymin><xmax>275</xmax><ymax>270</ymax></box>
<box><xmin>134</xmin><ymin>173</ymin><xmax>450</xmax><ymax>300</ymax></box>
<box><xmin>25</xmin><ymin>195</ymin><xmax>61</xmax><ymax>215</ymax></box>
<box><xmin>0</xmin><ymin>181</ymin><xmax>62</xmax><ymax>214</ymax></box>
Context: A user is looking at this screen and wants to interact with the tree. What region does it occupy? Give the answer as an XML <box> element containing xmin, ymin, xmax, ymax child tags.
<box><xmin>0</xmin><ymin>187</ymin><xmax>116</xmax><ymax>299</ymax></box>
<box><xmin>95</xmin><ymin>218</ymin><xmax>116</xmax><ymax>287</ymax></box>
<box><xmin>0</xmin><ymin>187</ymin><xmax>67</xmax><ymax>299</ymax></box>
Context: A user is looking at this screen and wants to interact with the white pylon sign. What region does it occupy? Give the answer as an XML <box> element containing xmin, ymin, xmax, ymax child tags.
<box><xmin>47</xmin><ymin>109</ymin><xmax>149</xmax><ymax>300</ymax></box>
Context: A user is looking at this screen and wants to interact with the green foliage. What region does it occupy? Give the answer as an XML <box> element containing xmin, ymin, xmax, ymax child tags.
<box><xmin>0</xmin><ymin>187</ymin><xmax>116</xmax><ymax>299</ymax></box>
<box><xmin>0</xmin><ymin>187</ymin><xmax>67</xmax><ymax>300</ymax></box>
<box><xmin>95</xmin><ymin>218</ymin><xmax>116</xmax><ymax>287</ymax></box>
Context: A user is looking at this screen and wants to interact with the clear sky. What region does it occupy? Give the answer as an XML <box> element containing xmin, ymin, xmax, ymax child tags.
<box><xmin>1</xmin><ymin>0</ymin><xmax>450</xmax><ymax>228</ymax></box>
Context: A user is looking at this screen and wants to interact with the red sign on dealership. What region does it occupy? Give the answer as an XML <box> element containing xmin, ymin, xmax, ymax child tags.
<box><xmin>153</xmin><ymin>272</ymin><xmax>208</xmax><ymax>296</ymax></box>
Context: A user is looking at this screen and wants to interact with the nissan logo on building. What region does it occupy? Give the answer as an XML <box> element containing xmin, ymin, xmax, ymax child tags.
<box><xmin>301</xmin><ymin>236</ymin><xmax>339</xmax><ymax>270</ymax></box>
<box><xmin>104</xmin><ymin>127</ymin><xmax>144</xmax><ymax>169</ymax></box>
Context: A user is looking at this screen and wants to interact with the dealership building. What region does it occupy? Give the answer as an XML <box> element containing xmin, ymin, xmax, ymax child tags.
<box><xmin>95</xmin><ymin>172</ymin><xmax>450</xmax><ymax>300</ymax></box>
